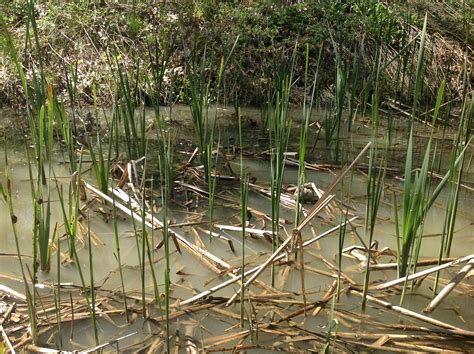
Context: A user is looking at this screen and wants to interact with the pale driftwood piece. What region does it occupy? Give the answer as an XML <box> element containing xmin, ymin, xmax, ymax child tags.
<box><xmin>81</xmin><ymin>332</ymin><xmax>137</xmax><ymax>353</ymax></box>
<box><xmin>284</xmin><ymin>157</ymin><xmax>327</xmax><ymax>171</ymax></box>
<box><xmin>389</xmin><ymin>341</ymin><xmax>449</xmax><ymax>353</ymax></box>
<box><xmin>0</xmin><ymin>304</ymin><xmax>16</xmax><ymax>354</ymax></box>
<box><xmin>424</xmin><ymin>258</ymin><xmax>474</xmax><ymax>313</ymax></box>
<box><xmin>187</xmin><ymin>147</ymin><xmax>199</xmax><ymax>164</ymax></box>
<box><xmin>84</xmin><ymin>181</ymin><xmax>156</xmax><ymax>228</ymax></box>
<box><xmin>248</xmin><ymin>182</ymin><xmax>298</xmax><ymax>209</ymax></box>
<box><xmin>375</xmin><ymin>255</ymin><xmax>474</xmax><ymax>290</ymax></box>
<box><xmin>0</xmin><ymin>325</ymin><xmax>15</xmax><ymax>353</ymax></box>
<box><xmin>368</xmin><ymin>257</ymin><xmax>458</xmax><ymax>270</ymax></box>
<box><xmin>0</xmin><ymin>284</ymin><xmax>26</xmax><ymax>302</ymax></box>
<box><xmin>333</xmin><ymin>331</ymin><xmax>461</xmax><ymax>341</ymax></box>
<box><xmin>350</xmin><ymin>290</ymin><xmax>474</xmax><ymax>336</ymax></box>
<box><xmin>180</xmin><ymin>217</ymin><xmax>356</xmax><ymax>306</ymax></box>
<box><xmin>225</xmin><ymin>195</ymin><xmax>336</xmax><ymax>306</ymax></box>
<box><xmin>0</xmin><ymin>303</ymin><xmax>15</xmax><ymax>326</ymax></box>
<box><xmin>24</xmin><ymin>345</ymin><xmax>61</xmax><ymax>353</ymax></box>
<box><xmin>109</xmin><ymin>188</ymin><xmax>251</xmax><ymax>279</ymax></box>
<box><xmin>215</xmin><ymin>224</ymin><xmax>270</xmax><ymax>236</ymax></box>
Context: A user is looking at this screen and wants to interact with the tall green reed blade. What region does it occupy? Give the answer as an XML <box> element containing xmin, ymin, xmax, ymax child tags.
<box><xmin>207</xmin><ymin>134</ymin><xmax>220</xmax><ymax>240</ymax></box>
<box><xmin>26</xmin><ymin>0</ymin><xmax>46</xmax><ymax>99</ymax></box>
<box><xmin>54</xmin><ymin>155</ymin><xmax>98</xmax><ymax>338</ymax></box>
<box><xmin>56</xmin><ymin>102</ymin><xmax>77</xmax><ymax>174</ymax></box>
<box><xmin>268</xmin><ymin>44</ymin><xmax>296</xmax><ymax>286</ymax></box>
<box><xmin>111</xmin><ymin>189</ymin><xmax>129</xmax><ymax>321</ymax></box>
<box><xmin>239</xmin><ymin>175</ymin><xmax>249</xmax><ymax>329</ymax></box>
<box><xmin>54</xmin><ymin>228</ymin><xmax>62</xmax><ymax>348</ymax></box>
<box><xmin>2</xmin><ymin>4</ymin><xmax>59</xmax><ymax>277</ymax></box>
<box><xmin>206</xmin><ymin>37</ymin><xmax>239</xmax><ymax>237</ymax></box>
<box><xmin>149</xmin><ymin>75</ymin><xmax>175</xmax><ymax>352</ymax></box>
<box><xmin>54</xmin><ymin>152</ymin><xmax>94</xmax><ymax>315</ymax></box>
<box><xmin>359</xmin><ymin>47</ymin><xmax>387</xmax><ymax>307</ymax></box>
<box><xmin>89</xmin><ymin>84</ymin><xmax>112</xmax><ymax>195</ymax></box>
<box><xmin>30</xmin><ymin>85</ymin><xmax>55</xmax><ymax>274</ymax></box>
<box><xmin>140</xmin><ymin>160</ymin><xmax>149</xmax><ymax>319</ymax></box>
<box><xmin>410</xmin><ymin>14</ymin><xmax>428</xmax><ymax>131</ymax></box>
<box><xmin>442</xmin><ymin>78</ymin><xmax>472</xmax><ymax>256</ymax></box>
<box><xmin>362</xmin><ymin>89</ymin><xmax>387</xmax><ymax>307</ymax></box>
<box><xmin>434</xmin><ymin>87</ymin><xmax>472</xmax><ymax>296</ymax></box>
<box><xmin>295</xmin><ymin>44</ymin><xmax>319</xmax><ymax>225</ymax></box>
<box><xmin>188</xmin><ymin>45</ymin><xmax>211</xmax><ymax>180</ymax></box>
<box><xmin>126</xmin><ymin>194</ymin><xmax>145</xmax><ymax>313</ymax></box>
<box><xmin>54</xmin><ymin>153</ymin><xmax>82</xmax><ymax>260</ymax></box>
<box><xmin>87</xmin><ymin>218</ymin><xmax>99</xmax><ymax>345</ymax></box>
<box><xmin>158</xmin><ymin>148</ymin><xmax>172</xmax><ymax>353</ymax></box>
<box><xmin>146</xmin><ymin>38</ymin><xmax>175</xmax><ymax>341</ymax></box>
<box><xmin>0</xmin><ymin>9</ymin><xmax>44</xmax><ymax>180</ymax></box>
<box><xmin>326</xmin><ymin>31</ymin><xmax>346</xmax><ymax>161</ymax></box>
<box><xmin>113</xmin><ymin>57</ymin><xmax>144</xmax><ymax>160</ymax></box>
<box><xmin>145</xmin><ymin>179</ymin><xmax>161</xmax><ymax>306</ymax></box>
<box><xmin>398</xmin><ymin>14</ymin><xmax>429</xmax><ymax>278</ymax></box>
<box><xmin>237</xmin><ymin>103</ymin><xmax>249</xmax><ymax>328</ymax></box>
<box><xmin>64</xmin><ymin>61</ymin><xmax>79</xmax><ymax>138</ymax></box>
<box><xmin>2</xmin><ymin>148</ymin><xmax>38</xmax><ymax>344</ymax></box>
<box><xmin>348</xmin><ymin>46</ymin><xmax>360</xmax><ymax>132</ymax></box>
<box><xmin>333</xmin><ymin>51</ymin><xmax>346</xmax><ymax>162</ymax></box>
<box><xmin>322</xmin><ymin>294</ymin><xmax>337</xmax><ymax>353</ymax></box>
<box><xmin>0</xmin><ymin>13</ymin><xmax>30</xmax><ymax>109</ymax></box>
<box><xmin>187</xmin><ymin>38</ymin><xmax>239</xmax><ymax>183</ymax></box>
<box><xmin>336</xmin><ymin>206</ymin><xmax>350</xmax><ymax>302</ymax></box>
<box><xmin>147</xmin><ymin>34</ymin><xmax>175</xmax><ymax>198</ymax></box>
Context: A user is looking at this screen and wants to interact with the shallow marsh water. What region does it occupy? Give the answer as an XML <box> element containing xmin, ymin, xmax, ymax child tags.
<box><xmin>0</xmin><ymin>105</ymin><xmax>473</xmax><ymax>351</ymax></box>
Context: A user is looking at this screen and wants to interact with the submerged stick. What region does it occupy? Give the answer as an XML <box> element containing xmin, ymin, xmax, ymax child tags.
<box><xmin>424</xmin><ymin>258</ymin><xmax>474</xmax><ymax>313</ymax></box>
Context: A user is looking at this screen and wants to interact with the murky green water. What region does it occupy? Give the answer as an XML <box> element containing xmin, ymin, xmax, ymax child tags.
<box><xmin>0</xmin><ymin>105</ymin><xmax>473</xmax><ymax>351</ymax></box>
